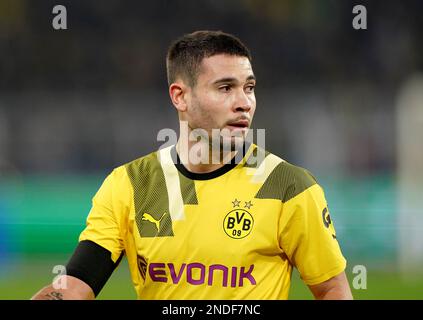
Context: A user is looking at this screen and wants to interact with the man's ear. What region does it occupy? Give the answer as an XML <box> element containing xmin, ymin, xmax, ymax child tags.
<box><xmin>169</xmin><ymin>81</ymin><xmax>189</xmax><ymax>112</ymax></box>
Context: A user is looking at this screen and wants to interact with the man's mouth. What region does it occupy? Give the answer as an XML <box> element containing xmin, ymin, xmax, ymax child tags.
<box><xmin>226</xmin><ymin>119</ymin><xmax>249</xmax><ymax>129</ymax></box>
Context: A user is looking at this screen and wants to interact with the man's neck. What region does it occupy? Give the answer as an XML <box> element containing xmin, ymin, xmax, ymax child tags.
<box><xmin>175</xmin><ymin>139</ymin><xmax>241</xmax><ymax>174</ymax></box>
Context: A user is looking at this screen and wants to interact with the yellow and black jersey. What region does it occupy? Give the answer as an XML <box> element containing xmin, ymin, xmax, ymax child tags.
<box><xmin>78</xmin><ymin>143</ymin><xmax>346</xmax><ymax>299</ymax></box>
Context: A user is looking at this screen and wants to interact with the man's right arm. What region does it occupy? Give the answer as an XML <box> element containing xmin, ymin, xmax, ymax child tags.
<box><xmin>31</xmin><ymin>275</ymin><xmax>95</xmax><ymax>300</ymax></box>
<box><xmin>31</xmin><ymin>240</ymin><xmax>122</xmax><ymax>300</ymax></box>
<box><xmin>31</xmin><ymin>169</ymin><xmax>127</xmax><ymax>300</ymax></box>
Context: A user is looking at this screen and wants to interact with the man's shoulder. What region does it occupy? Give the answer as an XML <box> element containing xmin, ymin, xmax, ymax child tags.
<box><xmin>114</xmin><ymin>146</ymin><xmax>178</xmax><ymax>184</ymax></box>
<box><xmin>108</xmin><ymin>148</ymin><xmax>163</xmax><ymax>180</ymax></box>
<box><xmin>119</xmin><ymin>147</ymin><xmax>166</xmax><ymax>169</ymax></box>
<box><xmin>256</xmin><ymin>146</ymin><xmax>316</xmax><ymax>182</ymax></box>
<box><xmin>124</xmin><ymin>149</ymin><xmax>160</xmax><ymax>168</ymax></box>
<box><xmin>254</xmin><ymin>147</ymin><xmax>318</xmax><ymax>202</ymax></box>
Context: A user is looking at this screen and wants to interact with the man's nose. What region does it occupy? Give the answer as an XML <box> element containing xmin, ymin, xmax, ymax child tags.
<box><xmin>234</xmin><ymin>89</ymin><xmax>252</xmax><ymax>112</ymax></box>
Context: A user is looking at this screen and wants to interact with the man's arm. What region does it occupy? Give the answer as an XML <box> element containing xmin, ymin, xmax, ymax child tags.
<box><xmin>31</xmin><ymin>275</ymin><xmax>95</xmax><ymax>300</ymax></box>
<box><xmin>31</xmin><ymin>240</ymin><xmax>121</xmax><ymax>300</ymax></box>
<box><xmin>308</xmin><ymin>271</ymin><xmax>353</xmax><ymax>300</ymax></box>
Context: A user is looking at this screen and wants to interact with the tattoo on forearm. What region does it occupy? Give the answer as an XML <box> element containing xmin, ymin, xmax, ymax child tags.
<box><xmin>44</xmin><ymin>291</ymin><xmax>64</xmax><ymax>300</ymax></box>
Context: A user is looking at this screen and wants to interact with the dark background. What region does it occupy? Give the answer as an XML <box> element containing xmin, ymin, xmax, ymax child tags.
<box><xmin>1</xmin><ymin>0</ymin><xmax>422</xmax><ymax>174</ymax></box>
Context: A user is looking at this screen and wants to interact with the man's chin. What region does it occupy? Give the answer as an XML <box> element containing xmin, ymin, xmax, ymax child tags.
<box><xmin>220</xmin><ymin>136</ymin><xmax>245</xmax><ymax>151</ymax></box>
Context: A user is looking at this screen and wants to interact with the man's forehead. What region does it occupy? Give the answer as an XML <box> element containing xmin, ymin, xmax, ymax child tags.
<box><xmin>198</xmin><ymin>54</ymin><xmax>254</xmax><ymax>81</ymax></box>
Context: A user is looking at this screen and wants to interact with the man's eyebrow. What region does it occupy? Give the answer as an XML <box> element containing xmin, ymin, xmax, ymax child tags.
<box><xmin>212</xmin><ymin>75</ymin><xmax>256</xmax><ymax>85</ymax></box>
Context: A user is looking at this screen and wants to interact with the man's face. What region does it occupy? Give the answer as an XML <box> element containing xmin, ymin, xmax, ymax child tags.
<box><xmin>185</xmin><ymin>54</ymin><xmax>256</xmax><ymax>148</ymax></box>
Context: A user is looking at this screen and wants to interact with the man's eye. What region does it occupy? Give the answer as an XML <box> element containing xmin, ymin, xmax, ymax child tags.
<box><xmin>219</xmin><ymin>85</ymin><xmax>231</xmax><ymax>92</ymax></box>
<box><xmin>245</xmin><ymin>85</ymin><xmax>255</xmax><ymax>92</ymax></box>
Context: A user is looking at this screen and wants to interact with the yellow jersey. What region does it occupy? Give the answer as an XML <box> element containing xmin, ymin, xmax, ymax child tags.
<box><xmin>79</xmin><ymin>143</ymin><xmax>346</xmax><ymax>299</ymax></box>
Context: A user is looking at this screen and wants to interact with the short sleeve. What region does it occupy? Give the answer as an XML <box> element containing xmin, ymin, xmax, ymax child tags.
<box><xmin>278</xmin><ymin>181</ymin><xmax>346</xmax><ymax>286</ymax></box>
<box><xmin>79</xmin><ymin>166</ymin><xmax>130</xmax><ymax>263</ymax></box>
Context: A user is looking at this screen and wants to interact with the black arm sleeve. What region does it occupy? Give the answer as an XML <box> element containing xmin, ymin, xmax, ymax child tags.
<box><xmin>65</xmin><ymin>240</ymin><xmax>124</xmax><ymax>297</ymax></box>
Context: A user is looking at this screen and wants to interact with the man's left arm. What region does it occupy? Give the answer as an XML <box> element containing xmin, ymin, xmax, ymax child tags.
<box><xmin>308</xmin><ymin>271</ymin><xmax>353</xmax><ymax>300</ymax></box>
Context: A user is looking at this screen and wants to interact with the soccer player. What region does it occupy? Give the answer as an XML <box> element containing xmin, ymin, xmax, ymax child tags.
<box><xmin>32</xmin><ymin>30</ymin><xmax>352</xmax><ymax>300</ymax></box>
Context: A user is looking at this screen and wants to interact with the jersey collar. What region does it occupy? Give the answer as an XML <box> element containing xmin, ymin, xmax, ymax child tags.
<box><xmin>170</xmin><ymin>142</ymin><xmax>252</xmax><ymax>180</ymax></box>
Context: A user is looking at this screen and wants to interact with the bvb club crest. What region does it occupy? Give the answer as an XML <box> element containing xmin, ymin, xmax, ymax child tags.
<box><xmin>223</xmin><ymin>199</ymin><xmax>254</xmax><ymax>239</ymax></box>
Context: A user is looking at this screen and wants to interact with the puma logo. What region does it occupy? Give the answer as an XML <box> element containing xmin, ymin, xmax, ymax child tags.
<box><xmin>142</xmin><ymin>212</ymin><xmax>168</xmax><ymax>234</ymax></box>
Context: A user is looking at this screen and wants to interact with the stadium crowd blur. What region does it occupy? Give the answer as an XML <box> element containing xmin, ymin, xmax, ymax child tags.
<box><xmin>0</xmin><ymin>0</ymin><xmax>422</xmax><ymax>176</ymax></box>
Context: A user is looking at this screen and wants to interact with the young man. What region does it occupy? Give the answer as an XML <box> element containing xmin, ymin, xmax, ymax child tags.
<box><xmin>32</xmin><ymin>30</ymin><xmax>352</xmax><ymax>300</ymax></box>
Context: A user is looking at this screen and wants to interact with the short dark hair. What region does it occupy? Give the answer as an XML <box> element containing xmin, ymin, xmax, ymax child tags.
<box><xmin>166</xmin><ymin>30</ymin><xmax>252</xmax><ymax>87</ymax></box>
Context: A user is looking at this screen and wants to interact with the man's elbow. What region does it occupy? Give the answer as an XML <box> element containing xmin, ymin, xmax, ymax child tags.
<box><xmin>308</xmin><ymin>271</ymin><xmax>353</xmax><ymax>300</ymax></box>
<box><xmin>31</xmin><ymin>275</ymin><xmax>95</xmax><ymax>300</ymax></box>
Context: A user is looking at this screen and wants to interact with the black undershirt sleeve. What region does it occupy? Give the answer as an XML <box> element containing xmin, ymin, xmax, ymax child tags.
<box><xmin>65</xmin><ymin>240</ymin><xmax>124</xmax><ymax>297</ymax></box>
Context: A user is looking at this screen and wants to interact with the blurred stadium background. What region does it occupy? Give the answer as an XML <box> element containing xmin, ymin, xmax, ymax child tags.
<box><xmin>1</xmin><ymin>0</ymin><xmax>423</xmax><ymax>299</ymax></box>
